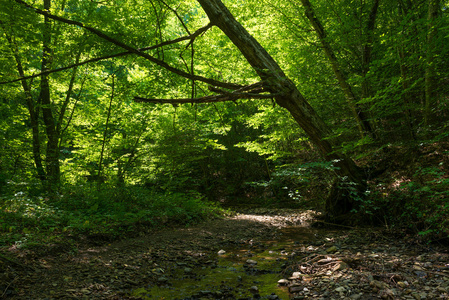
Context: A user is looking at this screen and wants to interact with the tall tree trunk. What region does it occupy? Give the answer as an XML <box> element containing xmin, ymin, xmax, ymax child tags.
<box><xmin>300</xmin><ymin>0</ymin><xmax>373</xmax><ymax>138</ymax></box>
<box><xmin>98</xmin><ymin>74</ymin><xmax>115</xmax><ymax>186</ymax></box>
<box><xmin>424</xmin><ymin>0</ymin><xmax>440</xmax><ymax>126</ymax></box>
<box><xmin>397</xmin><ymin>4</ymin><xmax>417</xmax><ymax>141</ymax></box>
<box><xmin>1</xmin><ymin>22</ymin><xmax>46</xmax><ymax>180</ymax></box>
<box><xmin>197</xmin><ymin>0</ymin><xmax>367</xmax><ymax>221</ymax></box>
<box><xmin>361</xmin><ymin>0</ymin><xmax>380</xmax><ymax>138</ymax></box>
<box><xmin>40</xmin><ymin>0</ymin><xmax>60</xmax><ymax>189</ymax></box>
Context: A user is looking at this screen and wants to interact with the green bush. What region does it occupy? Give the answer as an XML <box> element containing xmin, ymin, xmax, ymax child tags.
<box><xmin>0</xmin><ymin>184</ymin><xmax>224</xmax><ymax>247</ymax></box>
<box><xmin>356</xmin><ymin>166</ymin><xmax>449</xmax><ymax>240</ymax></box>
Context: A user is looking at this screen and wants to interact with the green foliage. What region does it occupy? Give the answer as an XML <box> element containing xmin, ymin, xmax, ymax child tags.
<box><xmin>0</xmin><ymin>185</ymin><xmax>224</xmax><ymax>247</ymax></box>
<box><xmin>246</xmin><ymin>160</ymin><xmax>335</xmax><ymax>208</ymax></box>
<box><xmin>398</xmin><ymin>167</ymin><xmax>449</xmax><ymax>237</ymax></box>
<box><xmin>354</xmin><ymin>161</ymin><xmax>449</xmax><ymax>240</ymax></box>
<box><xmin>0</xmin><ymin>0</ymin><xmax>449</xmax><ymax>244</ymax></box>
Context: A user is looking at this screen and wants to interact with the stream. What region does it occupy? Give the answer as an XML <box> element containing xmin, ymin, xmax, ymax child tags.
<box><xmin>131</xmin><ymin>226</ymin><xmax>320</xmax><ymax>299</ymax></box>
<box><xmin>5</xmin><ymin>210</ymin><xmax>447</xmax><ymax>299</ymax></box>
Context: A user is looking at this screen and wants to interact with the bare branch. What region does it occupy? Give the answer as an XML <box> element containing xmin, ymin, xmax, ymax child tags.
<box><xmin>160</xmin><ymin>0</ymin><xmax>191</xmax><ymax>35</ymax></box>
<box><xmin>0</xmin><ymin>23</ymin><xmax>213</xmax><ymax>85</ymax></box>
<box><xmin>134</xmin><ymin>93</ymin><xmax>275</xmax><ymax>105</ymax></box>
<box><xmin>134</xmin><ymin>81</ymin><xmax>276</xmax><ymax>105</ymax></box>
<box><xmin>10</xmin><ymin>0</ymin><xmax>241</xmax><ymax>90</ymax></box>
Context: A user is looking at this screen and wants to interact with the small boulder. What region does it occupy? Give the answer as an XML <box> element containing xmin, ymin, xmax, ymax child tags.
<box><xmin>277</xmin><ymin>279</ymin><xmax>289</xmax><ymax>286</ymax></box>
<box><xmin>249</xmin><ymin>286</ymin><xmax>259</xmax><ymax>294</ymax></box>
<box><xmin>326</xmin><ymin>246</ymin><xmax>338</xmax><ymax>253</ymax></box>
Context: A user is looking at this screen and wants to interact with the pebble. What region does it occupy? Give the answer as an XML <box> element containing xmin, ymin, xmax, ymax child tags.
<box><xmin>249</xmin><ymin>285</ymin><xmax>259</xmax><ymax>294</ymax></box>
<box><xmin>326</xmin><ymin>246</ymin><xmax>338</xmax><ymax>253</ymax></box>
<box><xmin>335</xmin><ymin>286</ymin><xmax>346</xmax><ymax>292</ymax></box>
<box><xmin>278</xmin><ymin>279</ymin><xmax>289</xmax><ymax>285</ymax></box>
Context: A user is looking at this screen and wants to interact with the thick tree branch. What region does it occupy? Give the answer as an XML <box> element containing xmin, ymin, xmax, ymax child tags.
<box><xmin>134</xmin><ymin>93</ymin><xmax>275</xmax><ymax>105</ymax></box>
<box><xmin>134</xmin><ymin>81</ymin><xmax>276</xmax><ymax>104</ymax></box>
<box><xmin>10</xmin><ymin>0</ymin><xmax>241</xmax><ymax>89</ymax></box>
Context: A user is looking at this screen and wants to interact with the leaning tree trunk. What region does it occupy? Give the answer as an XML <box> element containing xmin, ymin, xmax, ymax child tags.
<box><xmin>197</xmin><ymin>0</ymin><xmax>366</xmax><ymax>221</ymax></box>
<box><xmin>13</xmin><ymin>0</ymin><xmax>367</xmax><ymax>220</ymax></box>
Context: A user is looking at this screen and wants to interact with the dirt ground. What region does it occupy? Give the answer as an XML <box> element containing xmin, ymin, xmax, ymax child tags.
<box><xmin>1</xmin><ymin>209</ymin><xmax>449</xmax><ymax>299</ymax></box>
<box><xmin>0</xmin><ymin>209</ymin><xmax>309</xmax><ymax>299</ymax></box>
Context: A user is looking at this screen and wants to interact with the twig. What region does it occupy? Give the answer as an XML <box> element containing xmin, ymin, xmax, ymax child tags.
<box><xmin>0</xmin><ymin>253</ymin><xmax>36</xmax><ymax>271</ymax></box>
<box><xmin>313</xmin><ymin>220</ymin><xmax>355</xmax><ymax>229</ymax></box>
<box><xmin>1</xmin><ymin>276</ymin><xmax>18</xmax><ymax>298</ymax></box>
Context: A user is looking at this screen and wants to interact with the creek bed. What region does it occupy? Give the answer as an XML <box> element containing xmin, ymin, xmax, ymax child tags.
<box><xmin>130</xmin><ymin>225</ymin><xmax>320</xmax><ymax>299</ymax></box>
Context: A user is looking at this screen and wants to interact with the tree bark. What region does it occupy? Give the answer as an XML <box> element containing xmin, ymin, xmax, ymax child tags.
<box><xmin>40</xmin><ymin>0</ymin><xmax>60</xmax><ymax>189</ymax></box>
<box><xmin>300</xmin><ymin>0</ymin><xmax>373</xmax><ymax>138</ymax></box>
<box><xmin>396</xmin><ymin>4</ymin><xmax>417</xmax><ymax>141</ymax></box>
<box><xmin>424</xmin><ymin>0</ymin><xmax>440</xmax><ymax>126</ymax></box>
<box><xmin>98</xmin><ymin>74</ymin><xmax>115</xmax><ymax>186</ymax></box>
<box><xmin>1</xmin><ymin>21</ymin><xmax>46</xmax><ymax>180</ymax></box>
<box><xmin>361</xmin><ymin>0</ymin><xmax>380</xmax><ymax>138</ymax></box>
<box><xmin>197</xmin><ymin>0</ymin><xmax>366</xmax><ymax>221</ymax></box>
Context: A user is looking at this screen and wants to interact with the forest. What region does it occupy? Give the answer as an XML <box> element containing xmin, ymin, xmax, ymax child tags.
<box><xmin>1</xmin><ymin>0</ymin><xmax>449</xmax><ymax>298</ymax></box>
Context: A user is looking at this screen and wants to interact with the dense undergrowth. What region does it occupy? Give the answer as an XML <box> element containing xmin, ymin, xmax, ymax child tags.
<box><xmin>1</xmin><ymin>142</ymin><xmax>448</xmax><ymax>251</ymax></box>
<box><xmin>0</xmin><ymin>184</ymin><xmax>225</xmax><ymax>250</ymax></box>
<box><xmin>355</xmin><ymin>142</ymin><xmax>449</xmax><ymax>241</ymax></box>
<box><xmin>234</xmin><ymin>141</ymin><xmax>449</xmax><ymax>243</ymax></box>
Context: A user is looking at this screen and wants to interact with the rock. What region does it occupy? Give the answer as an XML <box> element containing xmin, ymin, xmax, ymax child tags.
<box><xmin>333</xmin><ymin>261</ymin><xmax>349</xmax><ymax>271</ymax></box>
<box><xmin>379</xmin><ymin>288</ymin><xmax>395</xmax><ymax>299</ymax></box>
<box><xmin>217</xmin><ymin>250</ymin><xmax>226</xmax><ymax>255</ymax></box>
<box><xmin>289</xmin><ymin>285</ymin><xmax>304</xmax><ymax>293</ymax></box>
<box><xmin>326</xmin><ymin>246</ymin><xmax>338</xmax><ymax>253</ymax></box>
<box><xmin>411</xmin><ymin>292</ymin><xmax>421</xmax><ymax>300</ymax></box>
<box><xmin>199</xmin><ymin>290</ymin><xmax>212</xmax><ymax>296</ymax></box>
<box><xmin>335</xmin><ymin>286</ymin><xmax>346</xmax><ymax>292</ymax></box>
<box><xmin>246</xmin><ymin>259</ymin><xmax>257</xmax><ymax>265</ymax></box>
<box><xmin>277</xmin><ymin>279</ymin><xmax>289</xmax><ymax>285</ymax></box>
<box><xmin>291</xmin><ymin>272</ymin><xmax>302</xmax><ymax>278</ymax></box>
<box><xmin>249</xmin><ymin>285</ymin><xmax>259</xmax><ymax>294</ymax></box>
<box><xmin>370</xmin><ymin>280</ymin><xmax>389</xmax><ymax>290</ymax></box>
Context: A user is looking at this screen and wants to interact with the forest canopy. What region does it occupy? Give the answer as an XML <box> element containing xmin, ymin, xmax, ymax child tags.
<box><xmin>1</xmin><ymin>0</ymin><xmax>449</xmax><ymax>241</ymax></box>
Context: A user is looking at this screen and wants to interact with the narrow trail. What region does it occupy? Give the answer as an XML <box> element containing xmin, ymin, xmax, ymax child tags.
<box><xmin>1</xmin><ymin>209</ymin><xmax>448</xmax><ymax>299</ymax></box>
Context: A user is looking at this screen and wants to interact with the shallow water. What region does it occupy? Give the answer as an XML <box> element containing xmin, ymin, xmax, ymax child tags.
<box><xmin>131</xmin><ymin>226</ymin><xmax>320</xmax><ymax>299</ymax></box>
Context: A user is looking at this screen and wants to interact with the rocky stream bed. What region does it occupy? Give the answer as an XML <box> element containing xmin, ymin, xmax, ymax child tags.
<box><xmin>1</xmin><ymin>209</ymin><xmax>449</xmax><ymax>299</ymax></box>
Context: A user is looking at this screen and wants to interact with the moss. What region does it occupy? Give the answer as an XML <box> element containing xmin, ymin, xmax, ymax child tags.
<box><xmin>131</xmin><ymin>246</ymin><xmax>291</xmax><ymax>299</ymax></box>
